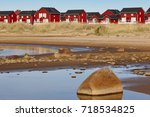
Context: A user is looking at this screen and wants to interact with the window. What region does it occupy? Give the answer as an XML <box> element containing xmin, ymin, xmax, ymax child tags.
<box><xmin>122</xmin><ymin>18</ymin><xmax>126</xmax><ymax>22</ymax></box>
<box><xmin>139</xmin><ymin>17</ymin><xmax>141</xmax><ymax>22</ymax></box>
<box><xmin>124</xmin><ymin>14</ymin><xmax>126</xmax><ymax>16</ymax></box>
<box><xmin>39</xmin><ymin>13</ymin><xmax>42</xmax><ymax>18</ymax></box>
<box><xmin>43</xmin><ymin>13</ymin><xmax>46</xmax><ymax>18</ymax></box>
<box><xmin>131</xmin><ymin>14</ymin><xmax>134</xmax><ymax>16</ymax></box>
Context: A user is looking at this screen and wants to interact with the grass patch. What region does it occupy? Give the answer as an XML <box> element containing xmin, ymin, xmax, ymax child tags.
<box><xmin>0</xmin><ymin>22</ymin><xmax>150</xmax><ymax>36</ymax></box>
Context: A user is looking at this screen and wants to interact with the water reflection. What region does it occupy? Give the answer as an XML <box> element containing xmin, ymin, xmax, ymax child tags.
<box><xmin>77</xmin><ymin>93</ymin><xmax>123</xmax><ymax>100</ymax></box>
<box><xmin>0</xmin><ymin>45</ymin><xmax>57</xmax><ymax>56</ymax></box>
<box><xmin>0</xmin><ymin>65</ymin><xmax>150</xmax><ymax>100</ymax></box>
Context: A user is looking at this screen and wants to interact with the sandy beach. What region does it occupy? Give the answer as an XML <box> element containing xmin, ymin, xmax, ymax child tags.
<box><xmin>0</xmin><ymin>34</ymin><xmax>150</xmax><ymax>98</ymax></box>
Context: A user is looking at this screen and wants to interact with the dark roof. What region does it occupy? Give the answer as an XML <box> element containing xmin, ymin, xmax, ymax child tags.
<box><xmin>106</xmin><ymin>9</ymin><xmax>120</xmax><ymax>15</ymax></box>
<box><xmin>87</xmin><ymin>12</ymin><xmax>100</xmax><ymax>17</ymax></box>
<box><xmin>146</xmin><ymin>8</ymin><xmax>150</xmax><ymax>13</ymax></box>
<box><xmin>42</xmin><ymin>7</ymin><xmax>60</xmax><ymax>14</ymax></box>
<box><xmin>0</xmin><ymin>11</ymin><xmax>14</xmax><ymax>16</ymax></box>
<box><xmin>65</xmin><ymin>9</ymin><xmax>85</xmax><ymax>15</ymax></box>
<box><xmin>19</xmin><ymin>11</ymin><xmax>36</xmax><ymax>16</ymax></box>
<box><xmin>121</xmin><ymin>7</ymin><xmax>144</xmax><ymax>13</ymax></box>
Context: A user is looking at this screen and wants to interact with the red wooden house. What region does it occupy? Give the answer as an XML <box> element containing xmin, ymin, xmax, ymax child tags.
<box><xmin>65</xmin><ymin>10</ymin><xmax>87</xmax><ymax>23</ymax></box>
<box><xmin>0</xmin><ymin>11</ymin><xmax>17</xmax><ymax>23</ymax></box>
<box><xmin>120</xmin><ymin>7</ymin><xmax>145</xmax><ymax>24</ymax></box>
<box><xmin>87</xmin><ymin>12</ymin><xmax>100</xmax><ymax>23</ymax></box>
<box><xmin>17</xmin><ymin>11</ymin><xmax>36</xmax><ymax>24</ymax></box>
<box><xmin>99</xmin><ymin>9</ymin><xmax>120</xmax><ymax>24</ymax></box>
<box><xmin>145</xmin><ymin>8</ymin><xmax>150</xmax><ymax>24</ymax></box>
<box><xmin>35</xmin><ymin>7</ymin><xmax>60</xmax><ymax>23</ymax></box>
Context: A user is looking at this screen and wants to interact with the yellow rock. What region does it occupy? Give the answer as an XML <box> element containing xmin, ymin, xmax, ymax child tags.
<box><xmin>77</xmin><ymin>68</ymin><xmax>123</xmax><ymax>96</ymax></box>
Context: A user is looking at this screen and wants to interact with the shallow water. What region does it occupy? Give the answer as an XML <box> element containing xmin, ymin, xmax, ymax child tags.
<box><xmin>0</xmin><ymin>44</ymin><xmax>94</xmax><ymax>56</ymax></box>
<box><xmin>0</xmin><ymin>65</ymin><xmax>150</xmax><ymax>100</ymax></box>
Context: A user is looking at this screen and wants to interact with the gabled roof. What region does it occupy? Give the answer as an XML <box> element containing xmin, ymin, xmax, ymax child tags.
<box><xmin>121</xmin><ymin>7</ymin><xmax>144</xmax><ymax>13</ymax></box>
<box><xmin>41</xmin><ymin>7</ymin><xmax>60</xmax><ymax>14</ymax></box>
<box><xmin>0</xmin><ymin>11</ymin><xmax>14</xmax><ymax>16</ymax></box>
<box><xmin>106</xmin><ymin>9</ymin><xmax>120</xmax><ymax>15</ymax></box>
<box><xmin>19</xmin><ymin>11</ymin><xmax>36</xmax><ymax>16</ymax></box>
<box><xmin>65</xmin><ymin>9</ymin><xmax>85</xmax><ymax>15</ymax></box>
<box><xmin>146</xmin><ymin>8</ymin><xmax>150</xmax><ymax>13</ymax></box>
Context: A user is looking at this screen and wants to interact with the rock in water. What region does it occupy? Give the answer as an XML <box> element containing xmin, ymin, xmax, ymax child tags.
<box><xmin>77</xmin><ymin>68</ymin><xmax>123</xmax><ymax>96</ymax></box>
<box><xmin>58</xmin><ymin>48</ymin><xmax>72</xmax><ymax>54</ymax></box>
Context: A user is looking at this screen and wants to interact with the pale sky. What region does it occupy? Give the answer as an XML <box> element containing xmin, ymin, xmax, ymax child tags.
<box><xmin>0</xmin><ymin>0</ymin><xmax>149</xmax><ymax>13</ymax></box>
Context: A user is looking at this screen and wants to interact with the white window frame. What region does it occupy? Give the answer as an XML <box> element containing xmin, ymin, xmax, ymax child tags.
<box><xmin>39</xmin><ymin>13</ymin><xmax>42</xmax><ymax>18</ymax></box>
<box><xmin>121</xmin><ymin>17</ymin><xmax>126</xmax><ymax>22</ymax></box>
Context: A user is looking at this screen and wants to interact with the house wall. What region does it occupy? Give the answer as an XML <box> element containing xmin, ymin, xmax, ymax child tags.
<box><xmin>65</xmin><ymin>11</ymin><xmax>87</xmax><ymax>23</ymax></box>
<box><xmin>100</xmin><ymin>15</ymin><xmax>118</xmax><ymax>24</ymax></box>
<box><xmin>18</xmin><ymin>15</ymin><xmax>35</xmax><ymax>24</ymax></box>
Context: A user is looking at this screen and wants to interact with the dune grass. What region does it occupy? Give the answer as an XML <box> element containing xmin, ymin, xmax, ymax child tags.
<box><xmin>0</xmin><ymin>22</ymin><xmax>150</xmax><ymax>36</ymax></box>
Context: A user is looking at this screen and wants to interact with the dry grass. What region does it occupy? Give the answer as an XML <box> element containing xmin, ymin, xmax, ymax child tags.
<box><xmin>0</xmin><ymin>22</ymin><xmax>150</xmax><ymax>36</ymax></box>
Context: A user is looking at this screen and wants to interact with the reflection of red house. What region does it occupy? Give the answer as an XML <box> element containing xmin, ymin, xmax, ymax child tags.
<box><xmin>35</xmin><ymin>7</ymin><xmax>60</xmax><ymax>23</ymax></box>
<box><xmin>65</xmin><ymin>10</ymin><xmax>87</xmax><ymax>23</ymax></box>
<box><xmin>0</xmin><ymin>11</ymin><xmax>17</xmax><ymax>23</ymax></box>
<box><xmin>145</xmin><ymin>8</ymin><xmax>150</xmax><ymax>24</ymax></box>
<box><xmin>18</xmin><ymin>11</ymin><xmax>36</xmax><ymax>24</ymax></box>
<box><xmin>87</xmin><ymin>12</ymin><xmax>100</xmax><ymax>23</ymax></box>
<box><xmin>99</xmin><ymin>9</ymin><xmax>120</xmax><ymax>24</ymax></box>
<box><xmin>121</xmin><ymin>7</ymin><xmax>145</xmax><ymax>24</ymax></box>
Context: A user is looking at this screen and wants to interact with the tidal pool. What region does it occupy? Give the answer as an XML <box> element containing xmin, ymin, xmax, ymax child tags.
<box><xmin>0</xmin><ymin>44</ymin><xmax>94</xmax><ymax>56</ymax></box>
<box><xmin>0</xmin><ymin>65</ymin><xmax>150</xmax><ymax>100</ymax></box>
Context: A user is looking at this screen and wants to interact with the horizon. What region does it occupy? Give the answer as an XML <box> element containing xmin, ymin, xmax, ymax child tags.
<box><xmin>0</xmin><ymin>0</ymin><xmax>150</xmax><ymax>13</ymax></box>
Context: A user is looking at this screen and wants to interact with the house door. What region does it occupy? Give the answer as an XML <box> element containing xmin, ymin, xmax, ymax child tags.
<box><xmin>27</xmin><ymin>19</ymin><xmax>30</xmax><ymax>23</ymax></box>
<box><xmin>66</xmin><ymin>19</ymin><xmax>69</xmax><ymax>23</ymax></box>
<box><xmin>4</xmin><ymin>19</ymin><xmax>8</xmax><ymax>23</ymax></box>
<box><xmin>92</xmin><ymin>18</ymin><xmax>97</xmax><ymax>23</ymax></box>
<box><xmin>105</xmin><ymin>18</ymin><xmax>109</xmax><ymax>24</ymax></box>
<box><xmin>122</xmin><ymin>18</ymin><xmax>126</xmax><ymax>22</ymax></box>
<box><xmin>43</xmin><ymin>19</ymin><xmax>48</xmax><ymax>23</ymax></box>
